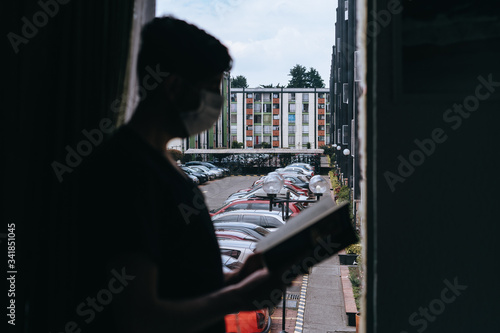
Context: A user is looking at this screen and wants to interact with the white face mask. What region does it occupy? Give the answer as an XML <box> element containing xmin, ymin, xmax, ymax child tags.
<box><xmin>179</xmin><ymin>89</ymin><xmax>223</xmax><ymax>137</ymax></box>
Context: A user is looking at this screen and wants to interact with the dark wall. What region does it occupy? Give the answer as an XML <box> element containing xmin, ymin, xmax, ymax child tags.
<box><xmin>367</xmin><ymin>0</ymin><xmax>500</xmax><ymax>331</ymax></box>
<box><xmin>3</xmin><ymin>1</ymin><xmax>135</xmax><ymax>331</ymax></box>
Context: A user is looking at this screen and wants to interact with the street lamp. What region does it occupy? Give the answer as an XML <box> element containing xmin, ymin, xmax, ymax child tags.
<box><xmin>261</xmin><ymin>172</ymin><xmax>327</xmax><ymax>333</ymax></box>
<box><xmin>343</xmin><ymin>148</ymin><xmax>350</xmax><ymax>156</ymax></box>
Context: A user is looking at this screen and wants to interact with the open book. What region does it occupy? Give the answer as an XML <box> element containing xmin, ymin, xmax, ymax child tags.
<box><xmin>255</xmin><ymin>195</ymin><xmax>358</xmax><ymax>279</ymax></box>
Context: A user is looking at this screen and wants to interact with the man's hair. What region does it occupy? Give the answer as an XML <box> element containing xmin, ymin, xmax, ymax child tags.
<box><xmin>137</xmin><ymin>16</ymin><xmax>232</xmax><ymax>88</ymax></box>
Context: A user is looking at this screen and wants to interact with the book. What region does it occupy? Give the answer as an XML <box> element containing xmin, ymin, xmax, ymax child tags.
<box><xmin>255</xmin><ymin>195</ymin><xmax>358</xmax><ymax>279</ymax></box>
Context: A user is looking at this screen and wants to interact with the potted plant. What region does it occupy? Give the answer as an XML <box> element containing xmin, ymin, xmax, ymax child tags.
<box><xmin>339</xmin><ymin>243</ymin><xmax>360</xmax><ymax>265</ymax></box>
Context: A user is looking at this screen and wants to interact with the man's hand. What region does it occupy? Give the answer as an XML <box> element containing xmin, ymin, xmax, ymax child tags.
<box><xmin>224</xmin><ymin>252</ymin><xmax>265</xmax><ymax>286</ymax></box>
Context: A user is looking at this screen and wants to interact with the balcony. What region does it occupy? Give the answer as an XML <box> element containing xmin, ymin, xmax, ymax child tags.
<box><xmin>273</xmin><ymin>119</ymin><xmax>279</xmax><ymax>126</ymax></box>
<box><xmin>273</xmin><ymin>130</ymin><xmax>280</xmax><ymax>136</ymax></box>
<box><xmin>246</xmin><ymin>119</ymin><xmax>253</xmax><ymax>125</ymax></box>
<box><xmin>273</xmin><ymin>98</ymin><xmax>280</xmax><ymax>104</ymax></box>
<box><xmin>246</xmin><ymin>130</ymin><xmax>253</xmax><ymax>136</ymax></box>
<box><xmin>318</xmin><ymin>119</ymin><xmax>325</xmax><ymax>125</ymax></box>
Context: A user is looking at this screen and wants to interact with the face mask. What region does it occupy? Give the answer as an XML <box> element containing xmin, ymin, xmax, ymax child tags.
<box><xmin>179</xmin><ymin>89</ymin><xmax>223</xmax><ymax>137</ymax></box>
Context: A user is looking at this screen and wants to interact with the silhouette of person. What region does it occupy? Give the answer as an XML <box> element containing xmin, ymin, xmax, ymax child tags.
<box><xmin>67</xmin><ymin>16</ymin><xmax>285</xmax><ymax>333</ymax></box>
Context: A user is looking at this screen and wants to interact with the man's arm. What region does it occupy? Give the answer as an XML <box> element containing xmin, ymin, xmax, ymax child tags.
<box><xmin>111</xmin><ymin>253</ymin><xmax>283</xmax><ymax>333</ymax></box>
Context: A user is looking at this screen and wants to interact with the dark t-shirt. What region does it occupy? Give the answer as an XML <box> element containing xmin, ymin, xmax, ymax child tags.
<box><xmin>65</xmin><ymin>125</ymin><xmax>225</xmax><ymax>333</ymax></box>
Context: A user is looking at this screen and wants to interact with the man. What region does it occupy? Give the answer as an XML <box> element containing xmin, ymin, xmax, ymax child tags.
<box><xmin>68</xmin><ymin>16</ymin><xmax>285</xmax><ymax>333</ymax></box>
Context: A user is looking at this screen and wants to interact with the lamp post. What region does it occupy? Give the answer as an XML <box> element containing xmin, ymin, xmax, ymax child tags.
<box><xmin>260</xmin><ymin>173</ymin><xmax>328</xmax><ymax>333</ymax></box>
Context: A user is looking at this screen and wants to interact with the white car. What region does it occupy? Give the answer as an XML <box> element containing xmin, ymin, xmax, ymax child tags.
<box><xmin>218</xmin><ymin>239</ymin><xmax>256</xmax><ymax>263</ymax></box>
<box><xmin>212</xmin><ymin>210</ymin><xmax>286</xmax><ymax>229</ymax></box>
<box><xmin>224</xmin><ymin>186</ymin><xmax>309</xmax><ymax>205</ymax></box>
<box><xmin>188</xmin><ymin>165</ymin><xmax>218</xmax><ymax>180</ymax></box>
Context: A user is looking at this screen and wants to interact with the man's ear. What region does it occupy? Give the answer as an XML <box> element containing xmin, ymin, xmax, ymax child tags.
<box><xmin>162</xmin><ymin>74</ymin><xmax>183</xmax><ymax>102</ymax></box>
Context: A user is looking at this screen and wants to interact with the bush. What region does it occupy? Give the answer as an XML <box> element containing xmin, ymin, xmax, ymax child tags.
<box><xmin>262</xmin><ymin>142</ymin><xmax>271</xmax><ymax>148</ymax></box>
<box><xmin>231</xmin><ymin>141</ymin><xmax>244</xmax><ymax>149</ymax></box>
<box><xmin>166</xmin><ymin>149</ymin><xmax>183</xmax><ymax>161</ymax></box>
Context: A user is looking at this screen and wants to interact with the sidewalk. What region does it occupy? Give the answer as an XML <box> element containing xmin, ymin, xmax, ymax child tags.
<box><xmin>302</xmin><ymin>255</ymin><xmax>355</xmax><ymax>333</ymax></box>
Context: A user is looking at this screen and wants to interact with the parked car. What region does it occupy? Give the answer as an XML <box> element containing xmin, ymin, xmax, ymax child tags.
<box><xmin>218</xmin><ymin>239</ymin><xmax>256</xmax><ymax>263</ymax></box>
<box><xmin>210</xmin><ymin>199</ymin><xmax>302</xmax><ymax>218</ymax></box>
<box><xmin>188</xmin><ymin>165</ymin><xmax>217</xmax><ymax>180</ymax></box>
<box><xmin>180</xmin><ymin>166</ymin><xmax>208</xmax><ymax>184</ymax></box>
<box><xmin>221</xmin><ymin>254</ymin><xmax>244</xmax><ymax>271</ymax></box>
<box><xmin>213</xmin><ymin>222</ymin><xmax>270</xmax><ymax>240</ymax></box>
<box><xmin>187</xmin><ymin>173</ymin><xmax>199</xmax><ymax>185</ymax></box>
<box><xmin>288</xmin><ymin>162</ymin><xmax>315</xmax><ymax>172</ymax></box>
<box><xmin>186</xmin><ymin>161</ymin><xmax>229</xmax><ymax>177</ymax></box>
<box><xmin>223</xmin><ymin>186</ymin><xmax>309</xmax><ymax>206</ymax></box>
<box><xmin>216</xmin><ymin>230</ymin><xmax>259</xmax><ymax>242</ymax></box>
<box><xmin>212</xmin><ymin>210</ymin><xmax>286</xmax><ymax>229</ymax></box>
<box><xmin>282</xmin><ymin>166</ymin><xmax>314</xmax><ymax>177</ymax></box>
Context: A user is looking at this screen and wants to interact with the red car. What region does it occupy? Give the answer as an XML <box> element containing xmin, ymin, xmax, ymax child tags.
<box><xmin>225</xmin><ymin>308</ymin><xmax>271</xmax><ymax>333</ymax></box>
<box><xmin>210</xmin><ymin>199</ymin><xmax>304</xmax><ymax>218</ymax></box>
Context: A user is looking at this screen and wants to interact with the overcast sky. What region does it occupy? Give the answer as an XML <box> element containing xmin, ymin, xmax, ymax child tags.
<box><xmin>156</xmin><ymin>0</ymin><xmax>337</xmax><ymax>88</ymax></box>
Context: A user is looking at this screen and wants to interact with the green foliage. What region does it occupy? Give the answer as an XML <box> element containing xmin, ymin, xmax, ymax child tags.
<box><xmin>231</xmin><ymin>141</ymin><xmax>244</xmax><ymax>148</ymax></box>
<box><xmin>345</xmin><ymin>243</ymin><xmax>361</xmax><ymax>255</ymax></box>
<box><xmin>262</xmin><ymin>142</ymin><xmax>271</xmax><ymax>148</ymax></box>
<box><xmin>166</xmin><ymin>149</ymin><xmax>183</xmax><ymax>161</ymax></box>
<box><xmin>231</xmin><ymin>75</ymin><xmax>248</xmax><ymax>88</ymax></box>
<box><xmin>320</xmin><ymin>144</ymin><xmax>335</xmax><ymax>156</ymax></box>
<box><xmin>349</xmin><ymin>266</ymin><xmax>362</xmax><ymax>311</ymax></box>
<box><xmin>306</xmin><ymin>142</ymin><xmax>311</xmax><ymax>149</ymax></box>
<box><xmin>259</xmin><ymin>83</ymin><xmax>282</xmax><ymax>88</ymax></box>
<box><xmin>287</xmin><ymin>64</ymin><xmax>325</xmax><ymax>88</ymax></box>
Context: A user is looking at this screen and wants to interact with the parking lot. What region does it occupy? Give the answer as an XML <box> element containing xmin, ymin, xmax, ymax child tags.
<box><xmin>200</xmin><ymin>175</ymin><xmax>263</xmax><ymax>211</ymax></box>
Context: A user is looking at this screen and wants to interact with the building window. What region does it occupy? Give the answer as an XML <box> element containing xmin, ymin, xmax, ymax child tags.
<box><xmin>231</xmin><ymin>126</ymin><xmax>237</xmax><ymax>134</ymax></box>
<box><xmin>263</xmin><ymin>125</ymin><xmax>271</xmax><ymax>134</ymax></box>
<box><xmin>254</xmin><ymin>103</ymin><xmax>261</xmax><ymax>112</ymax></box>
<box><xmin>254</xmin><ymin>135</ymin><xmax>261</xmax><ymax>144</ymax></box>
<box><xmin>302</xmin><ymin>94</ymin><xmax>309</xmax><ymax>102</ymax></box>
<box><xmin>231</xmin><ymin>93</ymin><xmax>237</xmax><ymax>102</ymax></box>
<box><xmin>246</xmin><ymin>93</ymin><xmax>253</xmax><ymax>98</ymax></box>
<box><xmin>303</xmin><ymin>104</ymin><xmax>309</xmax><ymax>112</ymax></box>
<box><xmin>288</xmin><ymin>114</ymin><xmax>295</xmax><ymax>123</ymax></box>
<box><xmin>230</xmin><ymin>104</ymin><xmax>237</xmax><ymax>112</ymax></box>
<box><xmin>246</xmin><ymin>114</ymin><xmax>253</xmax><ymax>120</ymax></box>
<box><xmin>263</xmin><ymin>114</ymin><xmax>272</xmax><ymax>123</ymax></box>
<box><xmin>318</xmin><ymin>93</ymin><xmax>325</xmax><ymax>98</ymax></box>
<box><xmin>302</xmin><ymin>136</ymin><xmax>309</xmax><ymax>143</ymax></box>
<box><xmin>246</xmin><ymin>103</ymin><xmax>253</xmax><ymax>109</ymax></box>
<box><xmin>318</xmin><ymin>136</ymin><xmax>325</xmax><ymax>141</ymax></box>
<box><xmin>302</xmin><ymin>125</ymin><xmax>309</xmax><ymax>133</ymax></box>
<box><xmin>231</xmin><ymin>135</ymin><xmax>237</xmax><ymax>142</ymax></box>
<box><xmin>263</xmin><ymin>104</ymin><xmax>272</xmax><ymax>113</ymax></box>
<box><xmin>255</xmin><ymin>115</ymin><xmax>262</xmax><ymax>123</ymax></box>
<box><xmin>318</xmin><ymin>103</ymin><xmax>325</xmax><ymax>109</ymax></box>
<box><xmin>230</xmin><ymin>114</ymin><xmax>237</xmax><ymax>123</ymax></box>
<box><xmin>325</xmin><ymin>93</ymin><xmax>330</xmax><ymax>102</ymax></box>
<box><xmin>273</xmin><ymin>125</ymin><xmax>280</xmax><ymax>131</ymax></box>
<box><xmin>273</xmin><ymin>114</ymin><xmax>279</xmax><ymax>120</ymax></box>
<box><xmin>288</xmin><ymin>136</ymin><xmax>295</xmax><ymax>145</ymax></box>
<box><xmin>289</xmin><ymin>104</ymin><xmax>296</xmax><ymax>112</ymax></box>
<box><xmin>326</xmin><ymin>125</ymin><xmax>330</xmax><ymax>133</ymax></box>
<box><xmin>273</xmin><ymin>93</ymin><xmax>279</xmax><ymax>98</ymax></box>
<box><xmin>263</xmin><ymin>136</ymin><xmax>271</xmax><ymax>143</ymax></box>
<box><xmin>246</xmin><ymin>125</ymin><xmax>253</xmax><ymax>131</ymax></box>
<box><xmin>246</xmin><ymin>136</ymin><xmax>253</xmax><ymax>141</ymax></box>
<box><xmin>288</xmin><ymin>125</ymin><xmax>296</xmax><ymax>133</ymax></box>
<box><xmin>273</xmin><ymin>136</ymin><xmax>279</xmax><ymax>141</ymax></box>
<box><xmin>273</xmin><ymin>103</ymin><xmax>279</xmax><ymax>109</ymax></box>
<box><xmin>302</xmin><ymin>114</ymin><xmax>309</xmax><ymax>123</ymax></box>
<box><xmin>263</xmin><ymin>93</ymin><xmax>271</xmax><ymax>102</ymax></box>
<box><xmin>318</xmin><ymin>114</ymin><xmax>325</xmax><ymax>120</ymax></box>
<box><xmin>254</xmin><ymin>93</ymin><xmax>261</xmax><ymax>101</ymax></box>
<box><xmin>318</xmin><ymin>125</ymin><xmax>325</xmax><ymax>131</ymax></box>
<box><xmin>254</xmin><ymin>125</ymin><xmax>262</xmax><ymax>133</ymax></box>
<box><xmin>289</xmin><ymin>93</ymin><xmax>295</xmax><ymax>101</ymax></box>
<box><xmin>326</xmin><ymin>114</ymin><xmax>331</xmax><ymax>122</ymax></box>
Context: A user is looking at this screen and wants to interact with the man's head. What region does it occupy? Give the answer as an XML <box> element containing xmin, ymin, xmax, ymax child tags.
<box><xmin>137</xmin><ymin>16</ymin><xmax>232</xmax><ymax>95</ymax></box>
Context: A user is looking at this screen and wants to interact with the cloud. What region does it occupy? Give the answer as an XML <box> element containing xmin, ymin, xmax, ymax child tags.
<box><xmin>156</xmin><ymin>0</ymin><xmax>337</xmax><ymax>87</ymax></box>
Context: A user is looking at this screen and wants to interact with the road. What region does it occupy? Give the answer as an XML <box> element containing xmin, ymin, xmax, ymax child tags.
<box><xmin>199</xmin><ymin>175</ymin><xmax>262</xmax><ymax>211</ymax></box>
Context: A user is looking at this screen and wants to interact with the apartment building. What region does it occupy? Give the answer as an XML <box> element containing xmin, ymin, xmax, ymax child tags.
<box><xmin>229</xmin><ymin>88</ymin><xmax>331</xmax><ymax>149</ymax></box>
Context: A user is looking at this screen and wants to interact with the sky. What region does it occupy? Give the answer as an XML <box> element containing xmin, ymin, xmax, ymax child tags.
<box><xmin>156</xmin><ymin>0</ymin><xmax>338</xmax><ymax>88</ymax></box>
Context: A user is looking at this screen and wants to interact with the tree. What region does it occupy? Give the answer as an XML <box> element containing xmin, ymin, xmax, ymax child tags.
<box><xmin>287</xmin><ymin>64</ymin><xmax>308</xmax><ymax>88</ymax></box>
<box><xmin>231</xmin><ymin>141</ymin><xmax>244</xmax><ymax>148</ymax></box>
<box><xmin>259</xmin><ymin>83</ymin><xmax>283</xmax><ymax>88</ymax></box>
<box><xmin>306</xmin><ymin>67</ymin><xmax>325</xmax><ymax>88</ymax></box>
<box><xmin>231</xmin><ymin>75</ymin><xmax>248</xmax><ymax>88</ymax></box>
<box><xmin>287</xmin><ymin>64</ymin><xmax>325</xmax><ymax>88</ymax></box>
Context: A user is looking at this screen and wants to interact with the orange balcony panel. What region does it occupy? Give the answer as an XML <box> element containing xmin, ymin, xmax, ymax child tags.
<box><xmin>246</xmin><ymin>98</ymin><xmax>253</xmax><ymax>104</ymax></box>
<box><xmin>246</xmin><ymin>109</ymin><xmax>253</xmax><ymax>114</ymax></box>
<box><xmin>273</xmin><ymin>98</ymin><xmax>280</xmax><ymax>103</ymax></box>
<box><xmin>273</xmin><ymin>130</ymin><xmax>280</xmax><ymax>136</ymax></box>
<box><xmin>318</xmin><ymin>141</ymin><xmax>325</xmax><ymax>146</ymax></box>
<box><xmin>318</xmin><ymin>109</ymin><xmax>325</xmax><ymax>114</ymax></box>
<box><xmin>246</xmin><ymin>141</ymin><xmax>253</xmax><ymax>147</ymax></box>
<box><xmin>273</xmin><ymin>141</ymin><xmax>279</xmax><ymax>147</ymax></box>
<box><xmin>246</xmin><ymin>119</ymin><xmax>253</xmax><ymax>125</ymax></box>
<box><xmin>318</xmin><ymin>120</ymin><xmax>325</xmax><ymax>125</ymax></box>
<box><xmin>273</xmin><ymin>109</ymin><xmax>280</xmax><ymax>114</ymax></box>
<box><xmin>246</xmin><ymin>130</ymin><xmax>253</xmax><ymax>136</ymax></box>
<box><xmin>318</xmin><ymin>130</ymin><xmax>325</xmax><ymax>136</ymax></box>
<box><xmin>318</xmin><ymin>98</ymin><xmax>325</xmax><ymax>104</ymax></box>
<box><xmin>273</xmin><ymin>120</ymin><xmax>280</xmax><ymax>125</ymax></box>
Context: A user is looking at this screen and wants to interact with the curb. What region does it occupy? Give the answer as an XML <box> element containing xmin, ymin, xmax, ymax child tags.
<box><xmin>293</xmin><ymin>274</ymin><xmax>309</xmax><ymax>333</ymax></box>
